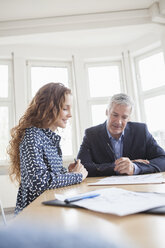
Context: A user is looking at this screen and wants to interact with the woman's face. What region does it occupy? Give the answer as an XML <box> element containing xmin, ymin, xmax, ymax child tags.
<box><xmin>49</xmin><ymin>94</ymin><xmax>72</xmax><ymax>131</ymax></box>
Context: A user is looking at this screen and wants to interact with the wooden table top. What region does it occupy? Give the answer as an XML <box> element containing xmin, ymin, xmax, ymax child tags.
<box><xmin>14</xmin><ymin>174</ymin><xmax>165</xmax><ymax>248</ymax></box>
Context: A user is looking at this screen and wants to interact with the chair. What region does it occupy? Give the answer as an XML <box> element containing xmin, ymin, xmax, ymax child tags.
<box><xmin>0</xmin><ymin>200</ymin><xmax>7</xmax><ymax>225</ymax></box>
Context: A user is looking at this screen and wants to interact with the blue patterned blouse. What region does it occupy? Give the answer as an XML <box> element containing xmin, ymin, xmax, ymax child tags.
<box><xmin>15</xmin><ymin>127</ymin><xmax>83</xmax><ymax>214</ymax></box>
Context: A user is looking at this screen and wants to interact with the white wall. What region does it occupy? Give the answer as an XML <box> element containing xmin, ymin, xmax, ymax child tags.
<box><xmin>0</xmin><ymin>175</ymin><xmax>18</xmax><ymax>208</ymax></box>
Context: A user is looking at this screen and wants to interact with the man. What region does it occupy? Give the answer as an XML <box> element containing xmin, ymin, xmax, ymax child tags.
<box><xmin>77</xmin><ymin>93</ymin><xmax>165</xmax><ymax>176</ymax></box>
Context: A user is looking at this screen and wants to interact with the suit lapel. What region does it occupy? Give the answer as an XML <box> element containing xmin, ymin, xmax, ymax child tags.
<box><xmin>99</xmin><ymin>122</ymin><xmax>116</xmax><ymax>160</ymax></box>
<box><xmin>123</xmin><ymin>122</ymin><xmax>133</xmax><ymax>156</ymax></box>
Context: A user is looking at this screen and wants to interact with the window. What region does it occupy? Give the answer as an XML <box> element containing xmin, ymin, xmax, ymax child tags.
<box><xmin>138</xmin><ymin>52</ymin><xmax>165</xmax><ymax>91</ymax></box>
<box><xmin>86</xmin><ymin>62</ymin><xmax>123</xmax><ymax>126</ymax></box>
<box><xmin>91</xmin><ymin>104</ymin><xmax>107</xmax><ymax>126</ymax></box>
<box><xmin>135</xmin><ymin>50</ymin><xmax>165</xmax><ymax>149</ymax></box>
<box><xmin>31</xmin><ymin>66</ymin><xmax>69</xmax><ymax>97</ymax></box>
<box><xmin>27</xmin><ymin>61</ymin><xmax>75</xmax><ymax>159</ymax></box>
<box><xmin>0</xmin><ymin>61</ymin><xmax>13</xmax><ymax>165</ymax></box>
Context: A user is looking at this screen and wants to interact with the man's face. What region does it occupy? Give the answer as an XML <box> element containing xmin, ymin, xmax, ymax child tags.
<box><xmin>106</xmin><ymin>103</ymin><xmax>131</xmax><ymax>139</ymax></box>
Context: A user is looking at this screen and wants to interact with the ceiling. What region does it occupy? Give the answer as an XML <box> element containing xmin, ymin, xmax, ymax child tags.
<box><xmin>0</xmin><ymin>0</ymin><xmax>164</xmax><ymax>47</ymax></box>
<box><xmin>0</xmin><ymin>0</ymin><xmax>156</xmax><ymax>21</ymax></box>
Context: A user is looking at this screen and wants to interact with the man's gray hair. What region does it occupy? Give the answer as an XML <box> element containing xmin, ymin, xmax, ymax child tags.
<box><xmin>107</xmin><ymin>93</ymin><xmax>134</xmax><ymax>112</ymax></box>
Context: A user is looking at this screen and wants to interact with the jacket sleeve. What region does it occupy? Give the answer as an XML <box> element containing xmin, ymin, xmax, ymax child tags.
<box><xmin>77</xmin><ymin>130</ymin><xmax>116</xmax><ymax>177</ymax></box>
<box><xmin>20</xmin><ymin>131</ymin><xmax>83</xmax><ymax>194</ymax></box>
<box><xmin>134</xmin><ymin>124</ymin><xmax>165</xmax><ymax>174</ymax></box>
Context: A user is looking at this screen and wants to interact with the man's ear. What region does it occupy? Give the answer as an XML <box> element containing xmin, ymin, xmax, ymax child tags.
<box><xmin>106</xmin><ymin>109</ymin><xmax>108</xmax><ymax>116</ymax></box>
<box><xmin>128</xmin><ymin>113</ymin><xmax>131</xmax><ymax>122</ymax></box>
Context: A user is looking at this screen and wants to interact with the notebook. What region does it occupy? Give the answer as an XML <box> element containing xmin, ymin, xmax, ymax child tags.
<box><xmin>42</xmin><ymin>199</ymin><xmax>165</xmax><ymax>214</ymax></box>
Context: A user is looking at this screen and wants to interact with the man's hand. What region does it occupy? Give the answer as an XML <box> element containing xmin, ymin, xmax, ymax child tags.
<box><xmin>114</xmin><ymin>157</ymin><xmax>134</xmax><ymax>175</ymax></box>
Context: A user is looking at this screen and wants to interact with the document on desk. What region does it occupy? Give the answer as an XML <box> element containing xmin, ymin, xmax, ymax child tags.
<box><xmin>56</xmin><ymin>188</ymin><xmax>165</xmax><ymax>216</ymax></box>
<box><xmin>88</xmin><ymin>173</ymin><xmax>165</xmax><ymax>186</ymax></box>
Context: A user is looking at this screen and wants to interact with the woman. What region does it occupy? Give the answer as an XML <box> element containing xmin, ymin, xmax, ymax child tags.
<box><xmin>8</xmin><ymin>82</ymin><xmax>88</xmax><ymax>214</ymax></box>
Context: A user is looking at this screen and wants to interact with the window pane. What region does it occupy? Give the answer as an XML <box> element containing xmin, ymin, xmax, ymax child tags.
<box><xmin>57</xmin><ymin>122</ymin><xmax>72</xmax><ymax>156</ymax></box>
<box><xmin>139</xmin><ymin>53</ymin><xmax>165</xmax><ymax>91</ymax></box>
<box><xmin>88</xmin><ymin>66</ymin><xmax>121</xmax><ymax>97</ymax></box>
<box><xmin>92</xmin><ymin>104</ymin><xmax>107</xmax><ymax>126</ymax></box>
<box><xmin>31</xmin><ymin>67</ymin><xmax>68</xmax><ymax>97</ymax></box>
<box><xmin>144</xmin><ymin>95</ymin><xmax>165</xmax><ymax>149</ymax></box>
<box><xmin>31</xmin><ymin>66</ymin><xmax>72</xmax><ymax>156</ymax></box>
<box><xmin>0</xmin><ymin>107</ymin><xmax>9</xmax><ymax>160</ymax></box>
<box><xmin>0</xmin><ymin>65</ymin><xmax>8</xmax><ymax>98</ymax></box>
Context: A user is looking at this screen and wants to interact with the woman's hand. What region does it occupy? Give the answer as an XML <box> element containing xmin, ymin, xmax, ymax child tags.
<box><xmin>68</xmin><ymin>161</ymin><xmax>76</xmax><ymax>172</ymax></box>
<box><xmin>68</xmin><ymin>159</ymin><xmax>88</xmax><ymax>181</ymax></box>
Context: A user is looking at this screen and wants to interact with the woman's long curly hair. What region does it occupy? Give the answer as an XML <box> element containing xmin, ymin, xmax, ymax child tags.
<box><xmin>8</xmin><ymin>82</ymin><xmax>71</xmax><ymax>184</ymax></box>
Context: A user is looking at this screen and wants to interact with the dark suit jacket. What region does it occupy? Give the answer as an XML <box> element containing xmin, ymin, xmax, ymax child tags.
<box><xmin>77</xmin><ymin>121</ymin><xmax>165</xmax><ymax>176</ymax></box>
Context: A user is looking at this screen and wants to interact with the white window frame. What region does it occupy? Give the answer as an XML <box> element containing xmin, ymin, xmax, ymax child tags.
<box><xmin>85</xmin><ymin>60</ymin><xmax>125</xmax><ymax>126</ymax></box>
<box><xmin>0</xmin><ymin>59</ymin><xmax>14</xmax><ymax>167</ymax></box>
<box><xmin>134</xmin><ymin>48</ymin><xmax>165</xmax><ymax>123</ymax></box>
<box><xmin>26</xmin><ymin>60</ymin><xmax>78</xmax><ymax>162</ymax></box>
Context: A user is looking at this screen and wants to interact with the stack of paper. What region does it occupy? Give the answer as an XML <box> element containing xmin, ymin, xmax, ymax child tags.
<box><xmin>88</xmin><ymin>173</ymin><xmax>165</xmax><ymax>186</ymax></box>
<box><xmin>55</xmin><ymin>188</ymin><xmax>165</xmax><ymax>216</ymax></box>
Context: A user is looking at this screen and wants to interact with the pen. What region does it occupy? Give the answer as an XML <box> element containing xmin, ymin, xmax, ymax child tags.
<box><xmin>74</xmin><ymin>158</ymin><xmax>78</xmax><ymax>164</ymax></box>
<box><xmin>64</xmin><ymin>193</ymin><xmax>100</xmax><ymax>204</ymax></box>
<box><xmin>107</xmin><ymin>142</ymin><xmax>117</xmax><ymax>160</ymax></box>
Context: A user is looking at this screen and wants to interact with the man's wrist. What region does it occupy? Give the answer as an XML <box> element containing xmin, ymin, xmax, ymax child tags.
<box><xmin>133</xmin><ymin>163</ymin><xmax>140</xmax><ymax>175</ymax></box>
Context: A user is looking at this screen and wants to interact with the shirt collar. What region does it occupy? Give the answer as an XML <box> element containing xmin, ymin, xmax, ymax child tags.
<box><xmin>42</xmin><ymin>128</ymin><xmax>61</xmax><ymax>145</ymax></box>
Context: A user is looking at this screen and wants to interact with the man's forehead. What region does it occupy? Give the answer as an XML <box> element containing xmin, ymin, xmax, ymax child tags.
<box><xmin>111</xmin><ymin>103</ymin><xmax>131</xmax><ymax>110</ymax></box>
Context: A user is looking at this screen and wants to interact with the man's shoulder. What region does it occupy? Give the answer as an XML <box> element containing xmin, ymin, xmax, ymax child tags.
<box><xmin>126</xmin><ymin>121</ymin><xmax>147</xmax><ymax>132</ymax></box>
<box><xmin>127</xmin><ymin>121</ymin><xmax>146</xmax><ymax>128</ymax></box>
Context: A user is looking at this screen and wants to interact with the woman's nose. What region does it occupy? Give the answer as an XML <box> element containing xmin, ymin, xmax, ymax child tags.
<box><xmin>68</xmin><ymin>109</ymin><xmax>72</xmax><ymax>118</ymax></box>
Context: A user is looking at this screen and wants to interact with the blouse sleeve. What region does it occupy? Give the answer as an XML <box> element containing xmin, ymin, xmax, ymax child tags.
<box><xmin>20</xmin><ymin>129</ymin><xmax>83</xmax><ymax>195</ymax></box>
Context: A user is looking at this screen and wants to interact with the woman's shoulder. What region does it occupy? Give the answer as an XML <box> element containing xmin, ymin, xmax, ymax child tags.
<box><xmin>20</xmin><ymin>127</ymin><xmax>46</xmax><ymax>148</ymax></box>
<box><xmin>25</xmin><ymin>127</ymin><xmax>43</xmax><ymax>135</ymax></box>
<box><xmin>24</xmin><ymin>127</ymin><xmax>46</xmax><ymax>142</ymax></box>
